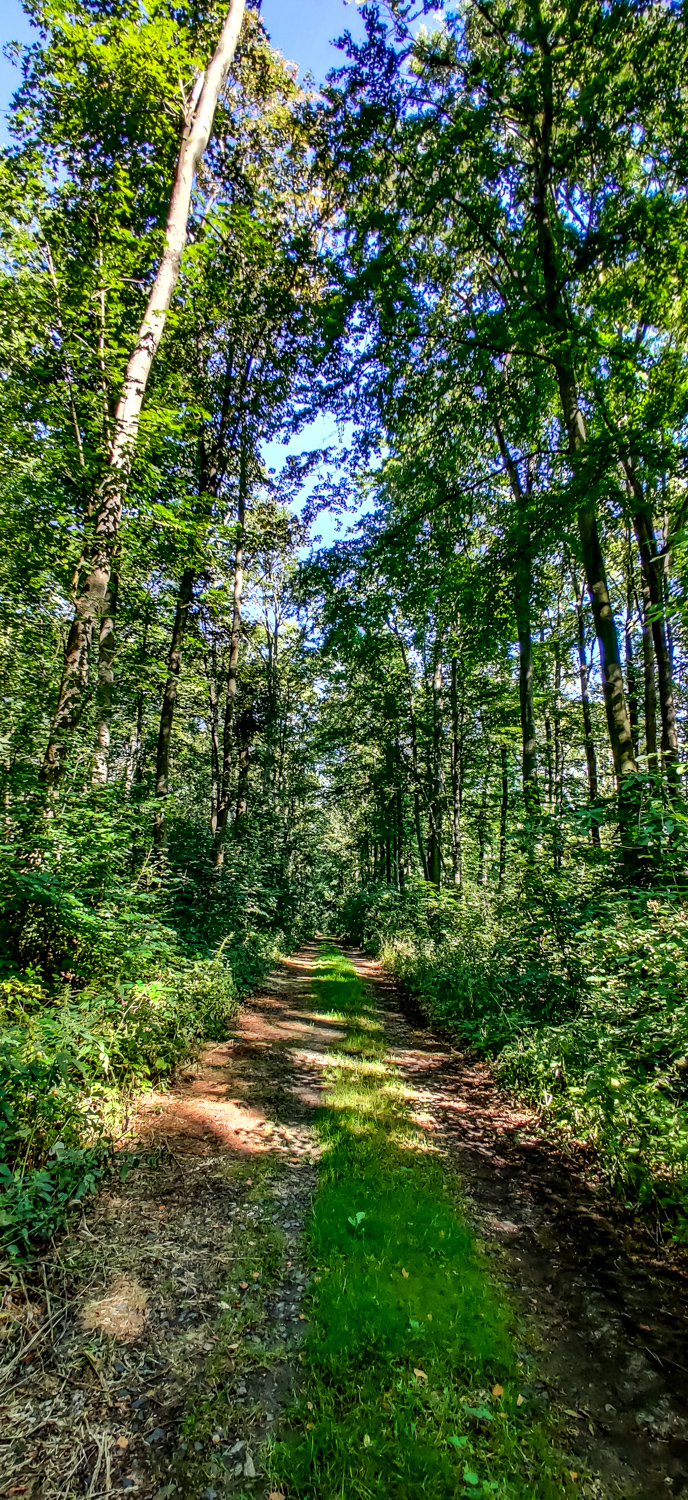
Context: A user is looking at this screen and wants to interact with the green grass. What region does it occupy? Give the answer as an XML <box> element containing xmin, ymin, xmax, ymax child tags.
<box><xmin>270</xmin><ymin>944</ymin><xmax>574</xmax><ymax>1499</ymax></box>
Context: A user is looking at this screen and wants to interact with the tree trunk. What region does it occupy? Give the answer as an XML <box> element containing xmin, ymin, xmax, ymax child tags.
<box><xmin>477</xmin><ymin>746</ymin><xmax>492</xmax><ymax>886</ymax></box>
<box><xmin>498</xmin><ymin>744</ymin><xmax>508</xmax><ymax>886</ymax></box>
<box><xmin>632</xmin><ymin>501</ymin><xmax>678</xmax><ymax>782</ymax></box>
<box><xmin>531</xmin><ymin>97</ymin><xmax>636</xmax><ymax>785</ymax></box>
<box><xmin>576</xmin><ymin>496</ymin><xmax>637</xmax><ymax>783</ymax></box>
<box><xmin>91</xmin><ymin>572</ymin><xmax>118</xmax><ymax>785</ymax></box>
<box><xmin>211</xmin><ymin>445</ymin><xmax>247</xmax><ymax>868</ymax></box>
<box><xmin>636</xmin><ymin>581</ymin><xmax>658</xmax><ymax>774</ymax></box>
<box><xmin>234</xmin><ymin>702</ymin><xmax>253</xmax><ymax>826</ymax></box>
<box><xmin>396</xmin><ymin>785</ymin><xmax>405</xmax><ymax>893</ymax></box>
<box><xmin>493</xmin><ymin>419</ymin><xmax>538</xmax><ymax>816</ymax></box>
<box><xmin>41</xmin><ymin>0</ymin><xmax>245</xmax><ymax>790</ymax></box>
<box><xmin>207</xmin><ymin>644</ymin><xmax>223</xmax><ymax>835</ymax></box>
<box><xmin>624</xmin><ymin>532</ymin><xmax>640</xmax><ymax>755</ymax></box>
<box><xmin>544</xmin><ymin>702</ymin><xmax>554</xmax><ymax>808</ymax></box>
<box><xmin>153</xmin><ymin>566</ymin><xmax>194</xmax><ymax>847</ymax></box>
<box><xmin>427</xmin><ymin>655</ymin><xmax>444</xmax><ymax>887</ymax></box>
<box><xmin>553</xmin><ymin>629</ymin><xmax>564</xmax><ymax>870</ymax></box>
<box><xmin>450</xmin><ymin>652</ymin><xmax>463</xmax><ymax>887</ymax></box>
<box><xmin>572</xmin><ymin>568</ymin><xmax>601</xmax><ymax>845</ymax></box>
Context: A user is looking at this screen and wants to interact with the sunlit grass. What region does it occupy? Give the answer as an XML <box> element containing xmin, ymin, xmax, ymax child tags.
<box><xmin>269</xmin><ymin>944</ymin><xmax>573</xmax><ymax>1499</ymax></box>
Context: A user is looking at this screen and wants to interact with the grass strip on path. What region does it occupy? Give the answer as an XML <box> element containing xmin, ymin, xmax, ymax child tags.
<box><xmin>270</xmin><ymin>943</ymin><xmax>577</xmax><ymax>1500</ymax></box>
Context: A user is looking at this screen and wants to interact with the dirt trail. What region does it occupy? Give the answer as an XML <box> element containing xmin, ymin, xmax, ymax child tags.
<box><xmin>1</xmin><ymin>944</ymin><xmax>687</xmax><ymax>1500</ymax></box>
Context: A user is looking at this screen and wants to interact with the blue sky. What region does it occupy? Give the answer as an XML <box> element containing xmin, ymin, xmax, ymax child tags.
<box><xmin>0</xmin><ymin>0</ymin><xmax>366</xmax><ymax>130</ymax></box>
<box><xmin>0</xmin><ymin>2</ymin><xmax>367</xmax><ymax>544</ymax></box>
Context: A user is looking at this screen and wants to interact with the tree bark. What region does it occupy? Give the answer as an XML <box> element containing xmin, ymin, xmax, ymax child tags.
<box><xmin>530</xmin><ymin>52</ymin><xmax>636</xmax><ymax>786</ymax></box>
<box><xmin>234</xmin><ymin>701</ymin><xmax>253</xmax><ymax>826</ymax></box>
<box><xmin>636</xmin><ymin>580</ymin><xmax>658</xmax><ymax>774</ymax></box>
<box><xmin>572</xmin><ymin>568</ymin><xmax>601</xmax><ymax>845</ymax></box>
<box><xmin>631</xmin><ymin>500</ymin><xmax>678</xmax><ymax>781</ymax></box>
<box><xmin>427</xmin><ymin>654</ymin><xmax>444</xmax><ymax>887</ymax></box>
<box><xmin>153</xmin><ymin>566</ymin><xmax>195</xmax><ymax>847</ymax></box>
<box><xmin>207</xmin><ymin>643</ymin><xmax>223</xmax><ymax>835</ymax></box>
<box><xmin>391</xmin><ymin>621</ymin><xmax>428</xmax><ymax>879</ymax></box>
<box><xmin>544</xmin><ymin>700</ymin><xmax>554</xmax><ymax>808</ymax></box>
<box><xmin>494</xmin><ymin>420</ymin><xmax>538</xmax><ymax>816</ymax></box>
<box><xmin>498</xmin><ymin>744</ymin><xmax>508</xmax><ymax>885</ymax></box>
<box><xmin>477</xmin><ymin>743</ymin><xmax>492</xmax><ymax>886</ymax></box>
<box><xmin>450</xmin><ymin>651</ymin><xmax>463</xmax><ymax>887</ymax></box>
<box><xmin>91</xmin><ymin>572</ymin><xmax>118</xmax><ymax>785</ymax></box>
<box><xmin>41</xmin><ymin>0</ymin><xmax>245</xmax><ymax>790</ymax></box>
<box><xmin>624</xmin><ymin>531</ymin><xmax>640</xmax><ymax>755</ymax></box>
<box><xmin>552</xmin><ymin>625</ymin><xmax>564</xmax><ymax>871</ymax></box>
<box><xmin>211</xmin><ymin>448</ymin><xmax>246</xmax><ymax>868</ymax></box>
<box><xmin>396</xmin><ymin>785</ymin><xmax>405</xmax><ymax>893</ymax></box>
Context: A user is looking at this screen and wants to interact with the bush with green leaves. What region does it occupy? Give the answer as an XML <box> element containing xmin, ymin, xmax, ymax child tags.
<box><xmin>345</xmin><ymin>874</ymin><xmax>688</xmax><ymax>1230</ymax></box>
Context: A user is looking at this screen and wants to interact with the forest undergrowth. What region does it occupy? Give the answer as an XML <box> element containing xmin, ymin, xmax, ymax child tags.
<box><xmin>344</xmin><ymin>866</ymin><xmax>688</xmax><ymax>1240</ymax></box>
<box><xmin>270</xmin><ymin>944</ymin><xmax>573</xmax><ymax>1500</ymax></box>
<box><xmin>0</xmin><ymin>815</ymin><xmax>294</xmax><ymax>1258</ymax></box>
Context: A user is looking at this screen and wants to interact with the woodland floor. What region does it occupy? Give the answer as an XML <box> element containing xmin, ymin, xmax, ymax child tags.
<box><xmin>1</xmin><ymin>945</ymin><xmax>688</xmax><ymax>1500</ymax></box>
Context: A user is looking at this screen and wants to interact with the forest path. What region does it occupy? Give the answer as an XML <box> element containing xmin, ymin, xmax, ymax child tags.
<box><xmin>2</xmin><ymin>945</ymin><xmax>687</xmax><ymax>1500</ymax></box>
<box><xmin>360</xmin><ymin>950</ymin><xmax>688</xmax><ymax>1499</ymax></box>
<box><xmin>0</xmin><ymin>946</ymin><xmax>331</xmax><ymax>1500</ymax></box>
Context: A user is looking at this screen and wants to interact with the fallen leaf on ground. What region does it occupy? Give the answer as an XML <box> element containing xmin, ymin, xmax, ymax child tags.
<box><xmin>517</xmin><ymin>1394</ymin><xmax>524</xmax><ymax>1407</ymax></box>
<box><xmin>570</xmin><ymin>1474</ymin><xmax>578</xmax><ymax>1483</ymax></box>
<box><xmin>491</xmin><ymin>1384</ymin><xmax>504</xmax><ymax>1398</ymax></box>
<box><xmin>116</xmin><ymin>1438</ymin><xmax>129</xmax><ymax>1451</ymax></box>
<box><xmin>401</xmin><ymin>1268</ymin><xmax>409</xmax><ymax>1278</ymax></box>
<box><xmin>413</xmin><ymin>1368</ymin><xmax>427</xmax><ymax>1381</ymax></box>
<box><xmin>268</xmin><ymin>1493</ymin><xmax>285</xmax><ymax>1499</ymax></box>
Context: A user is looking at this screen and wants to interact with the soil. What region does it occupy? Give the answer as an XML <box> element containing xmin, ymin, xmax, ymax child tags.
<box><xmin>1</xmin><ymin>943</ymin><xmax>687</xmax><ymax>1500</ymax></box>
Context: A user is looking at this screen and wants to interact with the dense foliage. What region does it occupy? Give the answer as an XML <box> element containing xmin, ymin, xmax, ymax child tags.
<box><xmin>2</xmin><ymin>0</ymin><xmax>688</xmax><ymax>1251</ymax></box>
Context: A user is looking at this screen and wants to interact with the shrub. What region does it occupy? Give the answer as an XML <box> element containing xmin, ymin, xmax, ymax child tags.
<box><xmin>346</xmin><ymin>877</ymin><xmax>688</xmax><ymax>1229</ymax></box>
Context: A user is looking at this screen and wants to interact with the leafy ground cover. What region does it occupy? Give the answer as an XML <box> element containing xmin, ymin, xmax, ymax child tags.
<box><xmin>270</xmin><ymin>944</ymin><xmax>574</xmax><ymax>1500</ymax></box>
<box><xmin>345</xmin><ymin>880</ymin><xmax>688</xmax><ymax>1234</ymax></box>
